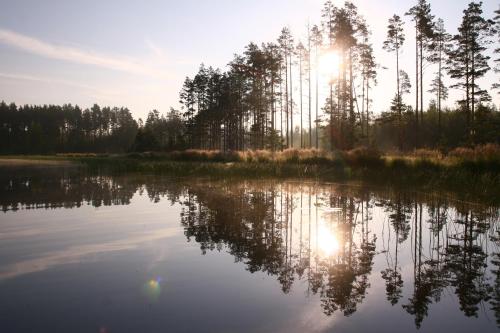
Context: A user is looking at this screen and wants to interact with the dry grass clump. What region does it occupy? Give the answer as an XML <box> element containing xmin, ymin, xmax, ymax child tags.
<box><xmin>235</xmin><ymin>148</ymin><xmax>334</xmax><ymax>164</ymax></box>
<box><xmin>237</xmin><ymin>150</ymin><xmax>274</xmax><ymax>162</ymax></box>
<box><xmin>342</xmin><ymin>147</ymin><xmax>382</xmax><ymax>167</ymax></box>
<box><xmin>412</xmin><ymin>149</ymin><xmax>443</xmax><ymax>160</ymax></box>
<box><xmin>56</xmin><ymin>153</ymin><xmax>101</xmax><ymax>158</ymax></box>
<box><xmin>170</xmin><ymin>149</ymin><xmax>238</xmax><ymax>162</ymax></box>
<box><xmin>125</xmin><ymin>150</ymin><xmax>240</xmax><ymax>162</ymax></box>
<box><xmin>448</xmin><ymin>144</ymin><xmax>500</xmax><ymax>163</ymax></box>
<box><xmin>277</xmin><ymin>148</ymin><xmax>333</xmax><ymax>163</ymax></box>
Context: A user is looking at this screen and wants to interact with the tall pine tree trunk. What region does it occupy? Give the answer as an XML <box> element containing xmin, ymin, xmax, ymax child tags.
<box><xmin>396</xmin><ymin>45</ymin><xmax>402</xmax><ymax>151</ymax></box>
<box><xmin>290</xmin><ymin>54</ymin><xmax>294</xmax><ymax>148</ymax></box>
<box><xmin>315</xmin><ymin>46</ymin><xmax>319</xmax><ymax>149</ymax></box>
<box><xmin>415</xmin><ymin>23</ymin><xmax>419</xmax><ymax>148</ymax></box>
<box><xmin>308</xmin><ymin>35</ymin><xmax>312</xmax><ymax>148</ymax></box>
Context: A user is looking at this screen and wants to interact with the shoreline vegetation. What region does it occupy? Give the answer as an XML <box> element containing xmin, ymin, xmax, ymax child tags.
<box><xmin>2</xmin><ymin>145</ymin><xmax>499</xmax><ymax>202</ymax></box>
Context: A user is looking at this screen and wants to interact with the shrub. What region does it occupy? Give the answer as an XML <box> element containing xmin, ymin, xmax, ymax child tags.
<box><xmin>448</xmin><ymin>147</ymin><xmax>475</xmax><ymax>161</ymax></box>
<box><xmin>448</xmin><ymin>144</ymin><xmax>500</xmax><ymax>163</ymax></box>
<box><xmin>343</xmin><ymin>147</ymin><xmax>382</xmax><ymax>167</ymax></box>
<box><xmin>474</xmin><ymin>144</ymin><xmax>500</xmax><ymax>162</ymax></box>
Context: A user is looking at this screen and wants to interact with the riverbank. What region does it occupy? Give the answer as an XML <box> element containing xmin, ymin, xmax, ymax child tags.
<box><xmin>2</xmin><ymin>147</ymin><xmax>498</xmax><ymax>201</ymax></box>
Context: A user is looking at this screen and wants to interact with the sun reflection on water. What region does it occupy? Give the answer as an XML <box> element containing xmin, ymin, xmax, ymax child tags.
<box><xmin>317</xmin><ymin>225</ymin><xmax>339</xmax><ymax>257</ymax></box>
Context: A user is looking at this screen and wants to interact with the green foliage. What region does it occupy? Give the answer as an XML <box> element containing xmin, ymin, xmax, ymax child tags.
<box><xmin>134</xmin><ymin>108</ymin><xmax>186</xmax><ymax>152</ymax></box>
<box><xmin>0</xmin><ymin>102</ymin><xmax>138</xmax><ymax>154</ymax></box>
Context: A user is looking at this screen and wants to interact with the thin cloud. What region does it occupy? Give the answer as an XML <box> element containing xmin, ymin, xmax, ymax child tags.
<box><xmin>0</xmin><ymin>71</ymin><xmax>121</xmax><ymax>100</ymax></box>
<box><xmin>145</xmin><ymin>39</ymin><xmax>167</xmax><ymax>59</ymax></box>
<box><xmin>0</xmin><ymin>28</ymin><xmax>159</xmax><ymax>77</ymax></box>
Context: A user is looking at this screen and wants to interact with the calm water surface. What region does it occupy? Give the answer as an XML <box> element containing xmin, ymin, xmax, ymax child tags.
<box><xmin>0</xmin><ymin>167</ymin><xmax>499</xmax><ymax>332</ymax></box>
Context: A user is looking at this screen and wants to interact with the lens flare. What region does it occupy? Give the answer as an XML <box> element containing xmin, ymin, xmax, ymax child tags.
<box><xmin>143</xmin><ymin>276</ymin><xmax>162</xmax><ymax>301</ymax></box>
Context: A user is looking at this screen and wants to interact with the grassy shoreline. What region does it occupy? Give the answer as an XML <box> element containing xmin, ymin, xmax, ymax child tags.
<box><xmin>1</xmin><ymin>148</ymin><xmax>499</xmax><ymax>201</ymax></box>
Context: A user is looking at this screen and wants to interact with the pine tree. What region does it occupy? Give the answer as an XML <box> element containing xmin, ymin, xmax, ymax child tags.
<box><xmin>428</xmin><ymin>18</ymin><xmax>451</xmax><ymax>132</ymax></box>
<box><xmin>311</xmin><ymin>25</ymin><xmax>323</xmax><ymax>149</ymax></box>
<box><xmin>447</xmin><ymin>1</ymin><xmax>491</xmax><ymax>143</ymax></box>
<box><xmin>278</xmin><ymin>28</ymin><xmax>294</xmax><ymax>148</ymax></box>
<box><xmin>297</xmin><ymin>42</ymin><xmax>306</xmax><ymax>148</ymax></box>
<box><xmin>406</xmin><ymin>0</ymin><xmax>435</xmax><ymax>147</ymax></box>
<box><xmin>322</xmin><ymin>1</ymin><xmax>367</xmax><ymax>150</ymax></box>
<box><xmin>359</xmin><ymin>31</ymin><xmax>376</xmax><ymax>145</ymax></box>
<box><xmin>492</xmin><ymin>6</ymin><xmax>500</xmax><ymax>93</ymax></box>
<box><xmin>383</xmin><ymin>14</ymin><xmax>406</xmax><ymax>151</ymax></box>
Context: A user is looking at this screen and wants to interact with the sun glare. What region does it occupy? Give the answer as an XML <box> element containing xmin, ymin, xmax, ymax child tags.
<box><xmin>318</xmin><ymin>225</ymin><xmax>340</xmax><ymax>256</ymax></box>
<box><xmin>318</xmin><ymin>50</ymin><xmax>341</xmax><ymax>79</ymax></box>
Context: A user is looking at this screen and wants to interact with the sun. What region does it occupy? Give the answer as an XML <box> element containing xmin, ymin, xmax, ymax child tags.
<box><xmin>318</xmin><ymin>50</ymin><xmax>341</xmax><ymax>79</ymax></box>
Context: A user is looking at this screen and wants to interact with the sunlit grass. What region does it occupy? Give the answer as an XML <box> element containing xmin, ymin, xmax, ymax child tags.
<box><xmin>1</xmin><ymin>144</ymin><xmax>498</xmax><ymax>201</ymax></box>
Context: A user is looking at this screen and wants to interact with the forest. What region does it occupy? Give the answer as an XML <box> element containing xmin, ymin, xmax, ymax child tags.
<box><xmin>0</xmin><ymin>0</ymin><xmax>499</xmax><ymax>155</ymax></box>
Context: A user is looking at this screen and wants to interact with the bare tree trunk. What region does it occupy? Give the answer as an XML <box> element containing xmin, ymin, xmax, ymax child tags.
<box><xmin>285</xmin><ymin>52</ymin><xmax>289</xmax><ymax>148</ymax></box>
<box><xmin>315</xmin><ymin>46</ymin><xmax>319</xmax><ymax>149</ymax></box>
<box><xmin>330</xmin><ymin>82</ymin><xmax>334</xmax><ymax>151</ymax></box>
<box><xmin>471</xmin><ymin>49</ymin><xmax>475</xmax><ymax>144</ymax></box>
<box><xmin>299</xmin><ymin>52</ymin><xmax>303</xmax><ymax>148</ymax></box>
<box><xmin>290</xmin><ymin>53</ymin><xmax>294</xmax><ymax>148</ymax></box>
<box><xmin>419</xmin><ymin>38</ymin><xmax>424</xmax><ymax>130</ymax></box>
<box><xmin>396</xmin><ymin>44</ymin><xmax>402</xmax><ymax>151</ymax></box>
<box><xmin>437</xmin><ymin>46</ymin><xmax>442</xmax><ymax>133</ymax></box>
<box><xmin>366</xmin><ymin>79</ymin><xmax>370</xmax><ymax>144</ymax></box>
<box><xmin>308</xmin><ymin>29</ymin><xmax>312</xmax><ymax>148</ymax></box>
<box><xmin>415</xmin><ymin>23</ymin><xmax>419</xmax><ymax>148</ymax></box>
<box><xmin>279</xmin><ymin>60</ymin><xmax>284</xmax><ymax>151</ymax></box>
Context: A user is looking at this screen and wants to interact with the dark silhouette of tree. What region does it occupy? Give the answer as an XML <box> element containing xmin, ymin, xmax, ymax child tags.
<box><xmin>428</xmin><ymin>18</ymin><xmax>451</xmax><ymax>135</ymax></box>
<box><xmin>0</xmin><ymin>102</ymin><xmax>137</xmax><ymax>154</ymax></box>
<box><xmin>359</xmin><ymin>28</ymin><xmax>377</xmax><ymax>145</ymax></box>
<box><xmin>443</xmin><ymin>210</ymin><xmax>491</xmax><ymax>317</ymax></box>
<box><xmin>406</xmin><ymin>0</ymin><xmax>435</xmax><ymax>148</ymax></box>
<box><xmin>384</xmin><ymin>14</ymin><xmax>406</xmax><ymax>151</ymax></box>
<box><xmin>491</xmin><ymin>6</ymin><xmax>500</xmax><ymax>94</ymax></box>
<box><xmin>311</xmin><ymin>24</ymin><xmax>323</xmax><ymax>149</ymax></box>
<box><xmin>447</xmin><ymin>1</ymin><xmax>492</xmax><ymax>143</ymax></box>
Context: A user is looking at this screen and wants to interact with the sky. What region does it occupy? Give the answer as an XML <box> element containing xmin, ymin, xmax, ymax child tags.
<box><xmin>0</xmin><ymin>0</ymin><xmax>498</xmax><ymax>121</ymax></box>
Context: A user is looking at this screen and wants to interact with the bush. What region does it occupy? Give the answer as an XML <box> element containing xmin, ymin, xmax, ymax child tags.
<box><xmin>448</xmin><ymin>144</ymin><xmax>500</xmax><ymax>163</ymax></box>
<box><xmin>343</xmin><ymin>147</ymin><xmax>382</xmax><ymax>167</ymax></box>
<box><xmin>448</xmin><ymin>147</ymin><xmax>475</xmax><ymax>161</ymax></box>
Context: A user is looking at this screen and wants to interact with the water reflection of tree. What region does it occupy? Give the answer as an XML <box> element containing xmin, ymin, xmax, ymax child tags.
<box><xmin>2</xmin><ymin>170</ymin><xmax>500</xmax><ymax>328</ymax></box>
<box><xmin>444</xmin><ymin>209</ymin><xmax>491</xmax><ymax>317</ymax></box>
<box><xmin>380</xmin><ymin>192</ymin><xmax>412</xmax><ymax>306</ymax></box>
<box><xmin>317</xmin><ymin>196</ymin><xmax>377</xmax><ymax>317</ymax></box>
<box><xmin>0</xmin><ymin>168</ymin><xmax>139</xmax><ymax>211</ymax></box>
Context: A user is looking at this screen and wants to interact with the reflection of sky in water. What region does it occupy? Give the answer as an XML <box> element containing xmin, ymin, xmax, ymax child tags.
<box><xmin>0</xmin><ymin>193</ymin><xmax>180</xmax><ymax>280</ymax></box>
<box><xmin>0</xmin><ymin>174</ymin><xmax>499</xmax><ymax>333</ymax></box>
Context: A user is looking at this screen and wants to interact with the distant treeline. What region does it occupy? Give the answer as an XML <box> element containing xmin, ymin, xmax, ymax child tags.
<box><xmin>0</xmin><ymin>102</ymin><xmax>138</xmax><ymax>154</ymax></box>
<box><xmin>2</xmin><ymin>100</ymin><xmax>498</xmax><ymax>154</ymax></box>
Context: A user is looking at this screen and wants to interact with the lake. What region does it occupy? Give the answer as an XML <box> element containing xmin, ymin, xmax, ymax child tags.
<box><xmin>0</xmin><ymin>166</ymin><xmax>499</xmax><ymax>332</ymax></box>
